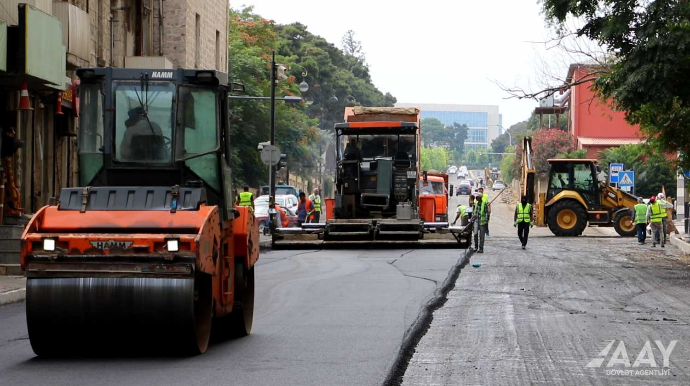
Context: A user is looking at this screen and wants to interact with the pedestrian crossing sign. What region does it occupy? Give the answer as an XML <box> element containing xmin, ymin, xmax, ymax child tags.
<box><xmin>618</xmin><ymin>171</ymin><xmax>634</xmax><ymax>188</ymax></box>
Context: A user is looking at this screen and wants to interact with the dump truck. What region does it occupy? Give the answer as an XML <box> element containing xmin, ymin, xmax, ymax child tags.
<box><xmin>419</xmin><ymin>171</ymin><xmax>450</xmax><ymax>223</ymax></box>
<box><xmin>521</xmin><ymin>136</ymin><xmax>637</xmax><ymax>236</ymax></box>
<box><xmin>274</xmin><ymin>107</ymin><xmax>471</xmax><ymax>247</ymax></box>
<box><xmin>20</xmin><ymin>67</ymin><xmax>259</xmax><ymax>356</ymax></box>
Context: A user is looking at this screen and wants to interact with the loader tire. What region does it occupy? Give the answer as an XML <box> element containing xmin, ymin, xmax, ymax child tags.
<box><xmin>613</xmin><ymin>210</ymin><xmax>636</xmax><ymax>237</ymax></box>
<box><xmin>548</xmin><ymin>200</ymin><xmax>587</xmax><ymax>236</ymax></box>
<box><xmin>230</xmin><ymin>263</ymin><xmax>255</xmax><ymax>337</ymax></box>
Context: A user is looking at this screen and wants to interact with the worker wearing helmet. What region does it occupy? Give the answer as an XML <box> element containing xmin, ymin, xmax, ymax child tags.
<box><xmin>656</xmin><ymin>193</ymin><xmax>673</xmax><ymax>244</ymax></box>
<box><xmin>647</xmin><ymin>195</ymin><xmax>665</xmax><ymax>247</ymax></box>
<box><xmin>309</xmin><ymin>188</ymin><xmax>322</xmax><ymax>223</ymax></box>
<box><xmin>633</xmin><ymin>197</ymin><xmax>648</xmax><ymax>245</ymax></box>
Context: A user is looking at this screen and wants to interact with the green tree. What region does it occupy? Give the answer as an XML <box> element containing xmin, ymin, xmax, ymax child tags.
<box><xmin>421</xmin><ymin>147</ymin><xmax>449</xmax><ymax>171</ymax></box>
<box><xmin>229</xmin><ymin>7</ymin><xmax>320</xmax><ymax>187</ymax></box>
<box><xmin>466</xmin><ymin>150</ymin><xmax>477</xmax><ymax>164</ymax></box>
<box><xmin>557</xmin><ymin>149</ymin><xmax>588</xmax><ymax>159</ymax></box>
<box><xmin>542</xmin><ymin>0</ymin><xmax>690</xmax><ymax>169</ymax></box>
<box><xmin>530</xmin><ymin>129</ymin><xmax>576</xmax><ymax>178</ymax></box>
<box><xmin>420</xmin><ymin>118</ymin><xmax>468</xmax><ymax>156</ymax></box>
<box><xmin>598</xmin><ymin>144</ymin><xmax>676</xmax><ymax>197</ymax></box>
<box><xmin>229</xmin><ymin>7</ymin><xmax>395</xmax><ymax>187</ymax></box>
<box><xmin>500</xmin><ymin>146</ymin><xmax>517</xmax><ymax>183</ymax></box>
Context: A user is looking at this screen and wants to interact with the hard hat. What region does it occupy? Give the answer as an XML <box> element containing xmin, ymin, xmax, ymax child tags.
<box><xmin>650</xmin><ymin>196</ymin><xmax>656</xmax><ymax>203</ymax></box>
<box><xmin>657</xmin><ymin>193</ymin><xmax>665</xmax><ymax>199</ymax></box>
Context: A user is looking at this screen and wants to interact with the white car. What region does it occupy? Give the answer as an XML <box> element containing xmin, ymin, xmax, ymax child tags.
<box><xmin>448</xmin><ymin>166</ymin><xmax>458</xmax><ymax>174</ymax></box>
<box><xmin>492</xmin><ymin>180</ymin><xmax>506</xmax><ymax>191</ymax></box>
<box><xmin>254</xmin><ymin>194</ymin><xmax>299</xmax><ymax>214</ymax></box>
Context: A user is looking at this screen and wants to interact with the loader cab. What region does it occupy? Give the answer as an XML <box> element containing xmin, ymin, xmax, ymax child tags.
<box><xmin>546</xmin><ymin>159</ymin><xmax>600</xmax><ymax>209</ymax></box>
<box><xmin>77</xmin><ymin>67</ymin><xmax>233</xmax><ymax>215</ymax></box>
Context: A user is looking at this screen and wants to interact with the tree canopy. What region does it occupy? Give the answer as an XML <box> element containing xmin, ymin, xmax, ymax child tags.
<box><xmin>420</xmin><ymin>118</ymin><xmax>468</xmax><ymax>159</ymax></box>
<box><xmin>542</xmin><ymin>0</ymin><xmax>690</xmax><ymax>169</ymax></box>
<box><xmin>228</xmin><ymin>6</ymin><xmax>395</xmax><ymax>187</ymax></box>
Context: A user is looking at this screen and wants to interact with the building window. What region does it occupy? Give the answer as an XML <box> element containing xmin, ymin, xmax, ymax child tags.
<box><xmin>422</xmin><ymin>111</ymin><xmax>488</xmax><ymax>127</ymax></box>
<box><xmin>195</xmin><ymin>13</ymin><xmax>201</xmax><ymax>68</ymax></box>
<box><xmin>467</xmin><ymin>129</ymin><xmax>488</xmax><ymax>143</ymax></box>
<box><xmin>465</xmin><ymin>143</ymin><xmax>489</xmax><ymax>151</ymax></box>
<box><xmin>215</xmin><ymin>30</ymin><xmax>220</xmax><ymax>70</ymax></box>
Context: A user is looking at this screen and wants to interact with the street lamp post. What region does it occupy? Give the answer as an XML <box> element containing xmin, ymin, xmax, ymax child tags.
<box><xmin>497</xmin><ymin>124</ymin><xmax>511</xmax><ymax>147</ymax></box>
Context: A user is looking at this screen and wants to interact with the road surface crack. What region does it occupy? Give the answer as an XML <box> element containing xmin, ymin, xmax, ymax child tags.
<box><xmin>388</xmin><ymin>258</ymin><xmax>438</xmax><ymax>285</ymax></box>
<box><xmin>382</xmin><ymin>247</ymin><xmax>473</xmax><ymax>386</ymax></box>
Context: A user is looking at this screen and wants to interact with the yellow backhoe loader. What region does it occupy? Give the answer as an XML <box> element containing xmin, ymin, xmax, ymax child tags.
<box><xmin>521</xmin><ymin>137</ymin><xmax>637</xmax><ymax>237</ymax></box>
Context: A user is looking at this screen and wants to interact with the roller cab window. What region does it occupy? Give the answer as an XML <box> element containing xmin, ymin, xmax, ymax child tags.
<box><xmin>113</xmin><ymin>81</ymin><xmax>175</xmax><ymax>164</ymax></box>
<box><xmin>78</xmin><ymin>82</ymin><xmax>105</xmax><ymax>185</ymax></box>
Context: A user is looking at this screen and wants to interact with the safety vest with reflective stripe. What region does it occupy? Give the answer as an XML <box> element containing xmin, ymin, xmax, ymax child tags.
<box><xmin>310</xmin><ymin>195</ymin><xmax>322</xmax><ymax>212</ymax></box>
<box><xmin>239</xmin><ymin>191</ymin><xmax>253</xmax><ymax>206</ymax></box>
<box><xmin>633</xmin><ymin>204</ymin><xmax>647</xmax><ymax>225</ymax></box>
<box><xmin>516</xmin><ymin>203</ymin><xmax>531</xmax><ymax>223</ymax></box>
<box><xmin>457</xmin><ymin>205</ymin><xmax>468</xmax><ymax>218</ymax></box>
<box><xmin>479</xmin><ymin>200</ymin><xmax>489</xmax><ymax>224</ymax></box>
<box><xmin>650</xmin><ymin>202</ymin><xmax>665</xmax><ymax>223</ymax></box>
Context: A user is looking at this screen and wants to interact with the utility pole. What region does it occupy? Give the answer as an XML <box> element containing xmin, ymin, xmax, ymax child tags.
<box><xmin>269</xmin><ymin>52</ymin><xmax>277</xmax><ymax>226</ymax></box>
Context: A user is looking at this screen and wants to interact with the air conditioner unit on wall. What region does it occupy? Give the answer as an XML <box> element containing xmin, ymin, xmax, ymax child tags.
<box><xmin>539</xmin><ymin>95</ymin><xmax>554</xmax><ymax>108</ymax></box>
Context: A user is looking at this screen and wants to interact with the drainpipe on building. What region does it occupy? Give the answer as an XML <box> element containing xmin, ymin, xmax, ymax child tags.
<box><xmin>159</xmin><ymin>0</ymin><xmax>163</xmax><ymax>56</ymax></box>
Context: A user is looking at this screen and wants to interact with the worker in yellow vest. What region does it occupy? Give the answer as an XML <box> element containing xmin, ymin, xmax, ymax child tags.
<box><xmin>647</xmin><ymin>195</ymin><xmax>665</xmax><ymax>247</ymax></box>
<box><xmin>309</xmin><ymin>188</ymin><xmax>322</xmax><ymax>223</ymax></box>
<box><xmin>452</xmin><ymin>194</ymin><xmax>475</xmax><ymax>226</ymax></box>
<box><xmin>514</xmin><ymin>195</ymin><xmax>533</xmax><ymax>250</ymax></box>
<box><xmin>238</xmin><ymin>186</ymin><xmax>254</xmax><ymax>211</ymax></box>
<box><xmin>633</xmin><ymin>197</ymin><xmax>648</xmax><ymax>245</ymax></box>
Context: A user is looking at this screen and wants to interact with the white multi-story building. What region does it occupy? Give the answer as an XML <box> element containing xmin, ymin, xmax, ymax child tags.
<box><xmin>396</xmin><ymin>103</ymin><xmax>502</xmax><ymax>151</ymax></box>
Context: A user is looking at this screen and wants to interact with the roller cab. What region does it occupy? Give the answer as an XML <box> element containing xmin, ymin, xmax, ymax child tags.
<box><xmin>20</xmin><ymin>67</ymin><xmax>258</xmax><ymax>356</ymax></box>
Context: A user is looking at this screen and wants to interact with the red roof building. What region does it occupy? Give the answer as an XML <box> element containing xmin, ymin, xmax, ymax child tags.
<box><xmin>536</xmin><ymin>64</ymin><xmax>643</xmax><ymax>158</ymax></box>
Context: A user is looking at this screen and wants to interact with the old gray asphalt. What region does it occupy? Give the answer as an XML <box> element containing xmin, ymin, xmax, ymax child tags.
<box><xmin>400</xmin><ymin>197</ymin><xmax>690</xmax><ymax>385</ymax></box>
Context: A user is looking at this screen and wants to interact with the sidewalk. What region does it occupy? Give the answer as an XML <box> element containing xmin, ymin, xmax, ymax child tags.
<box><xmin>0</xmin><ymin>275</ymin><xmax>25</xmax><ymax>306</ymax></box>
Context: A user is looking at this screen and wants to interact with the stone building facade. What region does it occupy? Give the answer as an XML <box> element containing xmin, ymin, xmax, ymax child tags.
<box><xmin>0</xmin><ymin>0</ymin><xmax>229</xmax><ymax>220</ymax></box>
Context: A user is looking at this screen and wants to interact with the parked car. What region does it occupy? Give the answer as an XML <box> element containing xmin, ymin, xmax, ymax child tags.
<box><xmin>255</xmin><ymin>194</ymin><xmax>299</xmax><ymax>214</ymax></box>
<box><xmin>259</xmin><ymin>184</ymin><xmax>299</xmax><ymax>197</ymax></box>
<box><xmin>255</xmin><ymin>203</ymin><xmax>299</xmax><ymax>234</ymax></box>
<box><xmin>456</xmin><ymin>182</ymin><xmax>472</xmax><ymax>195</ymax></box>
<box><xmin>492</xmin><ymin>180</ymin><xmax>506</xmax><ymax>191</ymax></box>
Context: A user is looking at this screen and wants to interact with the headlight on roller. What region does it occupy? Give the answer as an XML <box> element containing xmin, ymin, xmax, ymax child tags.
<box><xmin>167</xmin><ymin>239</ymin><xmax>179</xmax><ymax>252</ymax></box>
<box><xmin>43</xmin><ymin>238</ymin><xmax>56</xmax><ymax>251</ymax></box>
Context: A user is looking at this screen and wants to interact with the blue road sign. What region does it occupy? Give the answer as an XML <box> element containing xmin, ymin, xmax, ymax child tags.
<box><xmin>618</xmin><ymin>171</ymin><xmax>634</xmax><ymax>188</ymax></box>
<box><xmin>684</xmin><ymin>170</ymin><xmax>690</xmax><ymax>179</ymax></box>
<box><xmin>609</xmin><ymin>163</ymin><xmax>624</xmax><ymax>183</ymax></box>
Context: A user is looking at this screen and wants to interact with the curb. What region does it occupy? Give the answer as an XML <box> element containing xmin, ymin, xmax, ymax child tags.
<box><xmin>259</xmin><ymin>240</ymin><xmax>272</xmax><ymax>252</ymax></box>
<box><xmin>670</xmin><ymin>234</ymin><xmax>690</xmax><ymax>255</ymax></box>
<box><xmin>0</xmin><ymin>288</ymin><xmax>26</xmax><ymax>306</ymax></box>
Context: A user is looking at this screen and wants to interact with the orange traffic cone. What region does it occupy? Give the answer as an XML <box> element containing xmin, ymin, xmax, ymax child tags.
<box><xmin>18</xmin><ymin>82</ymin><xmax>32</xmax><ymax>111</ymax></box>
<box><xmin>55</xmin><ymin>92</ymin><xmax>64</xmax><ymax>115</ymax></box>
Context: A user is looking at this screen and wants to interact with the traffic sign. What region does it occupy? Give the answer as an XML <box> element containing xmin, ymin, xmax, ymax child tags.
<box><xmin>260</xmin><ymin>144</ymin><xmax>281</xmax><ymax>166</ymax></box>
<box><xmin>609</xmin><ymin>163</ymin><xmax>624</xmax><ymax>183</ymax></box>
<box><xmin>684</xmin><ymin>170</ymin><xmax>690</xmax><ymax>179</ymax></box>
<box><xmin>618</xmin><ymin>171</ymin><xmax>634</xmax><ymax>188</ymax></box>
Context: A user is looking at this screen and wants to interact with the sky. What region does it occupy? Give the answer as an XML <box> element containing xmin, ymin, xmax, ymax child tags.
<box><xmin>234</xmin><ymin>0</ymin><xmax>574</xmax><ymax>128</ymax></box>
